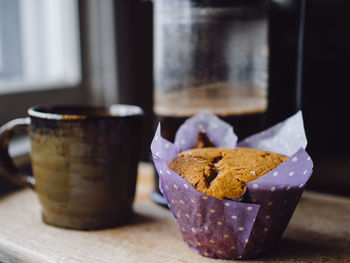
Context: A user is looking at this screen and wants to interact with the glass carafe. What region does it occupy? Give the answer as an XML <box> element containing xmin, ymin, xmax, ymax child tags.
<box><xmin>152</xmin><ymin>0</ymin><xmax>305</xmax><ymax>205</ymax></box>
<box><xmin>154</xmin><ymin>0</ymin><xmax>269</xmax><ymax>141</ymax></box>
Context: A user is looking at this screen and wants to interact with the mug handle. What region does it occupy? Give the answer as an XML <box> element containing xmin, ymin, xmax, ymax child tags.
<box><xmin>0</xmin><ymin>118</ymin><xmax>35</xmax><ymax>189</ymax></box>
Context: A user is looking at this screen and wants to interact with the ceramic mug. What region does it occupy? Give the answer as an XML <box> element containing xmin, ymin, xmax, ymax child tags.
<box><xmin>0</xmin><ymin>104</ymin><xmax>143</xmax><ymax>230</ymax></box>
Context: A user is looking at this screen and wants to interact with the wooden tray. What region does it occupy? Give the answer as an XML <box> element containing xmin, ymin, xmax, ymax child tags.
<box><xmin>0</xmin><ymin>163</ymin><xmax>349</xmax><ymax>262</ymax></box>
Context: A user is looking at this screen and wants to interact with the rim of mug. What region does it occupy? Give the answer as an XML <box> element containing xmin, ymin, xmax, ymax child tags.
<box><xmin>27</xmin><ymin>104</ymin><xmax>143</xmax><ymax>120</ymax></box>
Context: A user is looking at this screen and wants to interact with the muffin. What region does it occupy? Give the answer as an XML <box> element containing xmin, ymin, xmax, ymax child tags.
<box><xmin>151</xmin><ymin>111</ymin><xmax>313</xmax><ymax>259</ymax></box>
<box><xmin>168</xmin><ymin>147</ymin><xmax>288</xmax><ymax>200</ymax></box>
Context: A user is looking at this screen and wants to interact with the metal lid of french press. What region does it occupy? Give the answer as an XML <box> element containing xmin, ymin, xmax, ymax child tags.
<box><xmin>191</xmin><ymin>0</ymin><xmax>267</xmax><ymax>7</ymax></box>
<box><xmin>153</xmin><ymin>0</ymin><xmax>267</xmax><ymax>7</ymax></box>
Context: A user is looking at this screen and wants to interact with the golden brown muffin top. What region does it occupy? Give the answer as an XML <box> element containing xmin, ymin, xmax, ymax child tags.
<box><xmin>167</xmin><ymin>147</ymin><xmax>288</xmax><ymax>200</ymax></box>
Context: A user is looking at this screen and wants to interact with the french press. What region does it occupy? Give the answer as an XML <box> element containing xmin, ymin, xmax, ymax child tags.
<box><xmin>152</xmin><ymin>0</ymin><xmax>305</xmax><ymax>205</ymax></box>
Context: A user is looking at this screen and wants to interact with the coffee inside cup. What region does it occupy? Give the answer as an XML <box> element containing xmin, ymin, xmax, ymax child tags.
<box><xmin>28</xmin><ymin>104</ymin><xmax>143</xmax><ymax>119</ymax></box>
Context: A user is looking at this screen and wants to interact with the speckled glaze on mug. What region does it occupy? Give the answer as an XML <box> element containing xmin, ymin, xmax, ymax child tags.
<box><xmin>0</xmin><ymin>105</ymin><xmax>143</xmax><ymax>230</ymax></box>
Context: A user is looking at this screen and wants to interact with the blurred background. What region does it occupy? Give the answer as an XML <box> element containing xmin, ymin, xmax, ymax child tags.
<box><xmin>0</xmin><ymin>0</ymin><xmax>349</xmax><ymax>196</ymax></box>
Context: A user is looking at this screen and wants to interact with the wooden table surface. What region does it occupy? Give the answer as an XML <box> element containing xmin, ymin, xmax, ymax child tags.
<box><xmin>0</xmin><ymin>163</ymin><xmax>349</xmax><ymax>263</ymax></box>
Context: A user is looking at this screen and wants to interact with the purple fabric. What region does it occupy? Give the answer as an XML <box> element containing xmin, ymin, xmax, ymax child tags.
<box><xmin>151</xmin><ymin>111</ymin><xmax>313</xmax><ymax>259</ymax></box>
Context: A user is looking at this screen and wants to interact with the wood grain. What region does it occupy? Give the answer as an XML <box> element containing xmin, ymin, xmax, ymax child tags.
<box><xmin>0</xmin><ymin>163</ymin><xmax>350</xmax><ymax>263</ymax></box>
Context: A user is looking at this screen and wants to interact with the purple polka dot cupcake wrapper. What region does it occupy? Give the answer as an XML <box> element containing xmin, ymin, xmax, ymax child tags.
<box><xmin>151</xmin><ymin>111</ymin><xmax>314</xmax><ymax>260</ymax></box>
